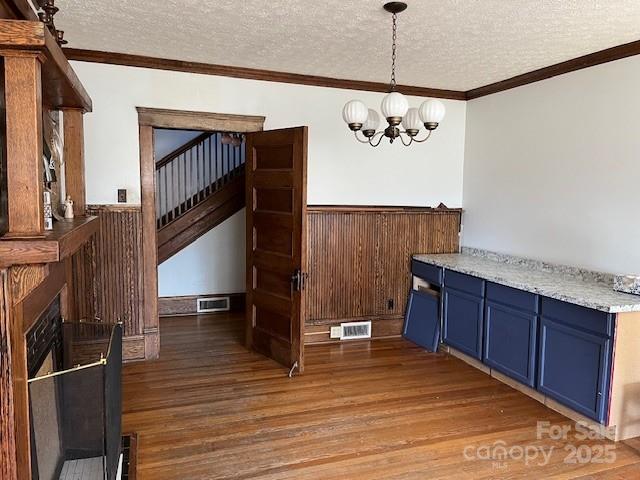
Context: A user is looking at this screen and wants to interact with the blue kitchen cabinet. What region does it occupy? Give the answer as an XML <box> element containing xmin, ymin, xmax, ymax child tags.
<box><xmin>408</xmin><ymin>260</ymin><xmax>616</xmax><ymax>424</ymax></box>
<box><xmin>537</xmin><ymin>298</ymin><xmax>613</xmax><ymax>423</ymax></box>
<box><xmin>484</xmin><ymin>300</ymin><xmax>538</xmax><ymax>386</ymax></box>
<box><xmin>443</xmin><ymin>285</ymin><xmax>484</xmax><ymax>359</ymax></box>
<box><xmin>483</xmin><ymin>283</ymin><xmax>538</xmax><ymax>387</ymax></box>
<box><xmin>403</xmin><ymin>290</ymin><xmax>440</xmax><ymax>352</ymax></box>
<box><xmin>410</xmin><ymin>259</ymin><xmax>442</xmax><ymax>286</ymax></box>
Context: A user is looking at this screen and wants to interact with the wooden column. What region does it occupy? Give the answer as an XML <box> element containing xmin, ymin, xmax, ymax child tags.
<box><xmin>0</xmin><ymin>269</ymin><xmax>18</xmax><ymax>479</ymax></box>
<box><xmin>2</xmin><ymin>50</ymin><xmax>44</xmax><ymax>238</ymax></box>
<box><xmin>139</xmin><ymin>125</ymin><xmax>159</xmax><ymax>359</ymax></box>
<box><xmin>0</xmin><ymin>267</ymin><xmax>32</xmax><ymax>479</ymax></box>
<box><xmin>62</xmin><ymin>109</ymin><xmax>85</xmax><ymax>324</ymax></box>
<box><xmin>62</xmin><ymin>108</ymin><xmax>86</xmax><ymax>215</ymax></box>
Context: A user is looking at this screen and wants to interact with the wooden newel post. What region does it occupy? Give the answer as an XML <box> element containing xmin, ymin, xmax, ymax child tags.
<box><xmin>2</xmin><ymin>50</ymin><xmax>45</xmax><ymax>238</ymax></box>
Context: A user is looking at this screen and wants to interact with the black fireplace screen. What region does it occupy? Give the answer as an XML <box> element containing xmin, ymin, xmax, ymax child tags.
<box><xmin>28</xmin><ymin>323</ymin><xmax>122</xmax><ymax>480</ymax></box>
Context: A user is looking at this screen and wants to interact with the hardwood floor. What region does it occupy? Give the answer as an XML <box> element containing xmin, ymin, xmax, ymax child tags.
<box><xmin>123</xmin><ymin>313</ymin><xmax>640</xmax><ymax>479</ymax></box>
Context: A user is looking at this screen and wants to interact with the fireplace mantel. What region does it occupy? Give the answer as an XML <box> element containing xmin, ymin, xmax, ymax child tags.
<box><xmin>0</xmin><ymin>12</ymin><xmax>96</xmax><ymax>476</ymax></box>
<box><xmin>0</xmin><ymin>216</ymin><xmax>98</xmax><ymax>267</ymax></box>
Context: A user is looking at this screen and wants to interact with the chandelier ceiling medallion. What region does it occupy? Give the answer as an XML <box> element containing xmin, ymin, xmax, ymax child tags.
<box><xmin>342</xmin><ymin>2</ymin><xmax>445</xmax><ymax>147</ymax></box>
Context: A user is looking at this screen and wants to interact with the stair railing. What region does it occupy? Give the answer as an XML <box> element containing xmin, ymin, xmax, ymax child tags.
<box><xmin>155</xmin><ymin>132</ymin><xmax>245</xmax><ymax>228</ymax></box>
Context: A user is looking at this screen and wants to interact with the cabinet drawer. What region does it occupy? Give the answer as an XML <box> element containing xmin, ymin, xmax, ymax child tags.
<box><xmin>411</xmin><ymin>260</ymin><xmax>442</xmax><ymax>286</ymax></box>
<box><xmin>444</xmin><ymin>270</ymin><xmax>484</xmax><ymax>297</ymax></box>
<box><xmin>537</xmin><ymin>317</ymin><xmax>612</xmax><ymax>423</ymax></box>
<box><xmin>486</xmin><ymin>282</ymin><xmax>538</xmax><ymax>313</ymax></box>
<box><xmin>443</xmin><ymin>287</ymin><xmax>484</xmax><ymax>359</ymax></box>
<box><xmin>541</xmin><ymin>297</ymin><xmax>613</xmax><ymax>337</ymax></box>
<box><xmin>403</xmin><ymin>290</ymin><xmax>440</xmax><ymax>352</ymax></box>
<box><xmin>484</xmin><ymin>301</ymin><xmax>537</xmax><ymax>386</ymax></box>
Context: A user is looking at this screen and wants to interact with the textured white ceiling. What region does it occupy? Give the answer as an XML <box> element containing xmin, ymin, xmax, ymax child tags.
<box><xmin>56</xmin><ymin>0</ymin><xmax>640</xmax><ymax>91</ymax></box>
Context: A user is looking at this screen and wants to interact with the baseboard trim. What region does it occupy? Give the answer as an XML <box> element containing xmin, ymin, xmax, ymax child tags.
<box><xmin>304</xmin><ymin>316</ymin><xmax>404</xmax><ymax>344</ymax></box>
<box><xmin>124</xmin><ymin>336</ymin><xmax>146</xmax><ymax>362</ymax></box>
<box><xmin>158</xmin><ymin>292</ymin><xmax>245</xmax><ymax>316</ymax></box>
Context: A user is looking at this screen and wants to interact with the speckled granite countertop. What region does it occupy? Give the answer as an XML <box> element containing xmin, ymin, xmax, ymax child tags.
<box><xmin>413</xmin><ymin>248</ymin><xmax>640</xmax><ymax>313</ymax></box>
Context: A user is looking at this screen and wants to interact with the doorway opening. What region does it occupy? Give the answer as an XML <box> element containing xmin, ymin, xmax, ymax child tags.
<box><xmin>136</xmin><ymin>108</ymin><xmax>308</xmax><ymax>374</ymax></box>
<box><xmin>154</xmin><ymin>127</ymin><xmax>246</xmax><ymax>323</ymax></box>
<box><xmin>136</xmin><ymin>108</ymin><xmax>265</xmax><ymax>361</ymax></box>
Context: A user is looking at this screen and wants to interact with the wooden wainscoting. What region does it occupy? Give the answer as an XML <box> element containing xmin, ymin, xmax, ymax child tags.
<box><xmin>305</xmin><ymin>206</ymin><xmax>461</xmax><ymax>344</ymax></box>
<box><xmin>70</xmin><ymin>204</ymin><xmax>147</xmax><ymax>360</ymax></box>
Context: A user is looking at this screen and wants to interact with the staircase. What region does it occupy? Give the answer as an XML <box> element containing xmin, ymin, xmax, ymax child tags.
<box><xmin>156</xmin><ymin>132</ymin><xmax>245</xmax><ymax>264</ymax></box>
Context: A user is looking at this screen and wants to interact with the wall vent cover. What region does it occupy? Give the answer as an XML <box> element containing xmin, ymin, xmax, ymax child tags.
<box><xmin>197</xmin><ymin>297</ymin><xmax>230</xmax><ymax>313</ymax></box>
<box><xmin>340</xmin><ymin>321</ymin><xmax>372</xmax><ymax>340</ymax></box>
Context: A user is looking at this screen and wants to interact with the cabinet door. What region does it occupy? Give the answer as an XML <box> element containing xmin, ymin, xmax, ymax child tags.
<box><xmin>443</xmin><ymin>287</ymin><xmax>483</xmax><ymax>359</ymax></box>
<box><xmin>484</xmin><ymin>301</ymin><xmax>537</xmax><ymax>386</ymax></box>
<box><xmin>403</xmin><ymin>290</ymin><xmax>440</xmax><ymax>352</ymax></box>
<box><xmin>538</xmin><ymin>318</ymin><xmax>612</xmax><ymax>423</ymax></box>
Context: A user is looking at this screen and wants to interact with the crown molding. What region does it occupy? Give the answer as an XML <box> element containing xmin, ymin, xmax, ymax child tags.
<box><xmin>64</xmin><ymin>38</ymin><xmax>640</xmax><ymax>102</ymax></box>
<box><xmin>63</xmin><ymin>48</ymin><xmax>467</xmax><ymax>100</ymax></box>
<box><xmin>466</xmin><ymin>39</ymin><xmax>640</xmax><ymax>99</ymax></box>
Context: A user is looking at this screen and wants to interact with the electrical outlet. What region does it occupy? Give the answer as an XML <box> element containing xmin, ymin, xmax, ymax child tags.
<box><xmin>117</xmin><ymin>189</ymin><xmax>127</xmax><ymax>203</ymax></box>
<box><xmin>387</xmin><ymin>299</ymin><xmax>394</xmax><ymax>310</ymax></box>
<box><xmin>330</xmin><ymin>326</ymin><xmax>342</xmax><ymax>339</ymax></box>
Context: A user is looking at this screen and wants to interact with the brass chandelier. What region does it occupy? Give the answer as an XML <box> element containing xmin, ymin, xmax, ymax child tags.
<box><xmin>341</xmin><ymin>2</ymin><xmax>445</xmax><ymax>147</ymax></box>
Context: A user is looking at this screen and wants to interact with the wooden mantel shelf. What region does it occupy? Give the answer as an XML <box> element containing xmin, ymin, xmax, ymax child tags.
<box><xmin>0</xmin><ymin>19</ymin><xmax>92</xmax><ymax>112</ymax></box>
<box><xmin>0</xmin><ymin>216</ymin><xmax>98</xmax><ymax>267</ymax></box>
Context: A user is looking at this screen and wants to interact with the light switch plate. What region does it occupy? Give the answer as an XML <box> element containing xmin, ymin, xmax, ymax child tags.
<box><xmin>330</xmin><ymin>326</ymin><xmax>342</xmax><ymax>339</ymax></box>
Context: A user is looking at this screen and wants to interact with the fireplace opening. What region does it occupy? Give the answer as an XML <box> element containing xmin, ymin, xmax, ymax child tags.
<box><xmin>27</xmin><ymin>296</ymin><xmax>63</xmax><ymax>378</ymax></box>
<box><xmin>27</xmin><ymin>296</ymin><xmax>123</xmax><ymax>480</ymax></box>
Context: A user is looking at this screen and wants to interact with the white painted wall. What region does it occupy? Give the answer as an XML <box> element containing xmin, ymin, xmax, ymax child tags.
<box><xmin>463</xmin><ymin>55</ymin><xmax>640</xmax><ymax>275</ymax></box>
<box><xmin>73</xmin><ymin>61</ymin><xmax>467</xmax><ymax>296</ymax></box>
<box><xmin>74</xmin><ymin>62</ymin><xmax>467</xmax><ymax>206</ymax></box>
<box><xmin>157</xmin><ymin>211</ymin><xmax>246</xmax><ymax>296</ymax></box>
<box><xmin>154</xmin><ymin>128</ymin><xmax>201</xmax><ymax>159</ymax></box>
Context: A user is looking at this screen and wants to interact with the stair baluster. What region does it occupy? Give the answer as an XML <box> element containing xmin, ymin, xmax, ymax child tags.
<box><xmin>154</xmin><ymin>131</ymin><xmax>246</xmax><ymax>230</ymax></box>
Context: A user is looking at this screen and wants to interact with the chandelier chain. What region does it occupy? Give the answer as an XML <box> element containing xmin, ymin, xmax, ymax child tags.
<box><xmin>390</xmin><ymin>12</ymin><xmax>397</xmax><ymax>91</ymax></box>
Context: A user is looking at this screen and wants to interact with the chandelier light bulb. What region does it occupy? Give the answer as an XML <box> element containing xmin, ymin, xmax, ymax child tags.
<box><xmin>342</xmin><ymin>100</ymin><xmax>368</xmax><ymax>130</ymax></box>
<box><xmin>380</xmin><ymin>91</ymin><xmax>409</xmax><ymax>124</ymax></box>
<box><xmin>362</xmin><ymin>109</ymin><xmax>380</xmax><ymax>134</ymax></box>
<box><xmin>419</xmin><ymin>99</ymin><xmax>446</xmax><ymax>130</ymax></box>
<box><xmin>401</xmin><ymin>108</ymin><xmax>422</xmax><ymax>135</ymax></box>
